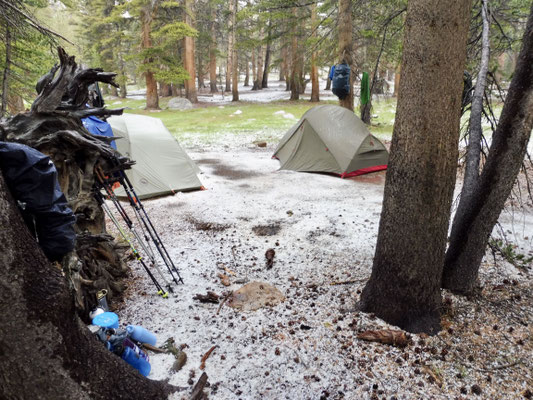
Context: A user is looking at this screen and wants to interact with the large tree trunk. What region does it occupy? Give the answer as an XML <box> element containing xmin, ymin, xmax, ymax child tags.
<box><xmin>454</xmin><ymin>0</ymin><xmax>490</xmax><ymax>207</ymax></box>
<box><xmin>252</xmin><ymin>29</ymin><xmax>264</xmax><ymax>91</ymax></box>
<box><xmin>360</xmin><ymin>0</ymin><xmax>472</xmax><ymax>335</ymax></box>
<box><xmin>244</xmin><ymin>58</ymin><xmax>250</xmax><ymax>86</ymax></box>
<box><xmin>1</xmin><ymin>26</ymin><xmax>12</xmax><ymax>117</ymax></box>
<box><xmin>117</xmin><ymin>47</ymin><xmax>128</xmax><ymax>99</ymax></box>
<box><xmin>209</xmin><ymin>4</ymin><xmax>218</xmax><ymax>93</ymax></box>
<box><xmin>0</xmin><ymin>47</ymin><xmax>176</xmax><ymax>400</ymax></box>
<box><xmin>442</xmin><ymin>4</ymin><xmax>533</xmax><ymax>294</ymax></box>
<box><xmin>183</xmin><ymin>0</ymin><xmax>198</xmax><ymax>103</ymax></box>
<box><xmin>280</xmin><ymin>42</ymin><xmax>288</xmax><ymax>82</ymax></box>
<box><xmin>230</xmin><ymin>0</ymin><xmax>239</xmax><ymax>101</ymax></box>
<box><xmin>197</xmin><ymin>55</ymin><xmax>205</xmax><ymax>89</ymax></box>
<box><xmin>310</xmin><ymin>2</ymin><xmax>319</xmax><ymax>102</ymax></box>
<box><xmin>159</xmin><ymin>81</ymin><xmax>172</xmax><ymax>97</ymax></box>
<box><xmin>289</xmin><ymin>8</ymin><xmax>302</xmax><ymax>101</ymax></box>
<box><xmin>140</xmin><ymin>7</ymin><xmax>159</xmax><ymax>110</ymax></box>
<box><xmin>225</xmin><ymin>58</ymin><xmax>231</xmax><ymax>92</ymax></box>
<box><xmin>393</xmin><ymin>63</ymin><xmax>401</xmax><ymax>97</ymax></box>
<box><xmin>251</xmin><ymin>49</ymin><xmax>257</xmax><ymax>87</ymax></box>
<box><xmin>225</xmin><ymin>9</ymin><xmax>232</xmax><ymax>95</ymax></box>
<box><xmin>338</xmin><ymin>0</ymin><xmax>354</xmax><ymax>111</ymax></box>
<box><xmin>261</xmin><ymin>18</ymin><xmax>272</xmax><ymax>89</ymax></box>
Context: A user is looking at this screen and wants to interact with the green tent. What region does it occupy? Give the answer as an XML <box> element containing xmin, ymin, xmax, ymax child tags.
<box><xmin>108</xmin><ymin>114</ymin><xmax>203</xmax><ymax>199</ymax></box>
<box><xmin>273</xmin><ymin>105</ymin><xmax>388</xmax><ymax>177</ymax></box>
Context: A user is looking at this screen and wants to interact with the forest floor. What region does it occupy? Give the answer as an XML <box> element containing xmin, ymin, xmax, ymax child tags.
<box><xmin>109</xmin><ymin>83</ymin><xmax>532</xmax><ymax>400</ymax></box>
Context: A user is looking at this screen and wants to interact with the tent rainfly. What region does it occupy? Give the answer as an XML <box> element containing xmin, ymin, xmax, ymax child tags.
<box><xmin>108</xmin><ymin>114</ymin><xmax>203</xmax><ymax>199</ymax></box>
<box><xmin>273</xmin><ymin>105</ymin><xmax>389</xmax><ymax>177</ymax></box>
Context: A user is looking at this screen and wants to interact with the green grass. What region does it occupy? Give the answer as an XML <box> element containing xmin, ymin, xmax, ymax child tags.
<box><xmin>106</xmin><ymin>96</ymin><xmax>398</xmax><ymax>144</ymax></box>
<box><xmin>367</xmin><ymin>97</ymin><xmax>397</xmax><ymax>140</ymax></box>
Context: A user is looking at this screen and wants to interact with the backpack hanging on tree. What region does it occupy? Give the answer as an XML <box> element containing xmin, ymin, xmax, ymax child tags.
<box><xmin>332</xmin><ymin>62</ymin><xmax>351</xmax><ymax>99</ymax></box>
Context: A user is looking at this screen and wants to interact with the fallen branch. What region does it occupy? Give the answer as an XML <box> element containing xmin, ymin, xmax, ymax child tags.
<box><xmin>193</xmin><ymin>291</ymin><xmax>219</xmax><ymax>304</ymax></box>
<box><xmin>199</xmin><ymin>345</ymin><xmax>217</xmax><ymax>370</ymax></box>
<box><xmin>475</xmin><ymin>360</ymin><xmax>522</xmax><ymax>372</ymax></box>
<box><xmin>141</xmin><ymin>343</ymin><xmax>166</xmax><ymax>354</ymax></box>
<box><xmin>330</xmin><ymin>279</ymin><xmax>365</xmax><ymax>285</ymax></box>
<box><xmin>357</xmin><ymin>329</ymin><xmax>409</xmax><ymax>347</ymax></box>
<box><xmin>216</xmin><ymin>291</ymin><xmax>233</xmax><ymax>315</ymax></box>
<box><xmin>190</xmin><ymin>372</ymin><xmax>208</xmax><ymax>400</ymax></box>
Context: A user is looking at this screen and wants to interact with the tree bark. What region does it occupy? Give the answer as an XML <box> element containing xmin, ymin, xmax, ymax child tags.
<box><xmin>261</xmin><ymin>18</ymin><xmax>272</xmax><ymax>89</ymax></box>
<box><xmin>0</xmin><ymin>171</ymin><xmax>175</xmax><ymax>400</ymax></box>
<box><xmin>442</xmin><ymin>3</ymin><xmax>533</xmax><ymax>294</ymax></box>
<box><xmin>197</xmin><ymin>55</ymin><xmax>205</xmax><ymax>89</ymax></box>
<box><xmin>310</xmin><ymin>3</ymin><xmax>320</xmax><ymax>102</ymax></box>
<box><xmin>140</xmin><ymin>7</ymin><xmax>159</xmax><ymax>110</ymax></box>
<box><xmin>1</xmin><ymin>26</ymin><xmax>12</xmax><ymax>117</ymax></box>
<box><xmin>229</xmin><ymin>0</ymin><xmax>239</xmax><ymax>101</ymax></box>
<box><xmin>458</xmin><ymin>0</ymin><xmax>490</xmax><ymax>197</ymax></box>
<box><xmin>117</xmin><ymin>45</ymin><xmax>128</xmax><ymax>99</ymax></box>
<box><xmin>360</xmin><ymin>0</ymin><xmax>472</xmax><ymax>334</ymax></box>
<box><xmin>209</xmin><ymin>4</ymin><xmax>218</xmax><ymax>93</ymax></box>
<box><xmin>251</xmin><ymin>49</ymin><xmax>257</xmax><ymax>86</ymax></box>
<box><xmin>225</xmin><ymin>6</ymin><xmax>232</xmax><ymax>95</ymax></box>
<box><xmin>393</xmin><ymin>63</ymin><xmax>401</xmax><ymax>97</ymax></box>
<box><xmin>225</xmin><ymin>58</ymin><xmax>231</xmax><ymax>92</ymax></box>
<box><xmin>183</xmin><ymin>0</ymin><xmax>198</xmax><ymax>103</ymax></box>
<box><xmin>159</xmin><ymin>81</ymin><xmax>172</xmax><ymax>97</ymax></box>
<box><xmin>290</xmin><ymin>8</ymin><xmax>302</xmax><ymax>101</ymax></box>
<box><xmin>244</xmin><ymin>58</ymin><xmax>250</xmax><ymax>86</ymax></box>
<box><xmin>280</xmin><ymin>42</ymin><xmax>288</xmax><ymax>82</ymax></box>
<box><xmin>338</xmin><ymin>0</ymin><xmax>354</xmax><ymax>111</ymax></box>
<box><xmin>252</xmin><ymin>29</ymin><xmax>264</xmax><ymax>91</ymax></box>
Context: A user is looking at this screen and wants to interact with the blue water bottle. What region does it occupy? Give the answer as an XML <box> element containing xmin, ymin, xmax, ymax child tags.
<box><xmin>126</xmin><ymin>325</ymin><xmax>157</xmax><ymax>346</ymax></box>
<box><xmin>121</xmin><ymin>345</ymin><xmax>151</xmax><ymax>377</ymax></box>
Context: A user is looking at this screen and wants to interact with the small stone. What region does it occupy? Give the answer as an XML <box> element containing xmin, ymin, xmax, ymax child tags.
<box><xmin>471</xmin><ymin>384</ymin><xmax>482</xmax><ymax>395</ymax></box>
<box><xmin>275</xmin><ymin>347</ymin><xmax>281</xmax><ymax>356</ymax></box>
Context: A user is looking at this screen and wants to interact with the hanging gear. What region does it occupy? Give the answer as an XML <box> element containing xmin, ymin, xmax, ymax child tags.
<box><xmin>332</xmin><ymin>62</ymin><xmax>351</xmax><ymax>99</ymax></box>
<box><xmin>360</xmin><ymin>71</ymin><xmax>370</xmax><ymax>106</ymax></box>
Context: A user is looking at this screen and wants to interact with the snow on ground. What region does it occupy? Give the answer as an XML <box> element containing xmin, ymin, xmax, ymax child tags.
<box><xmin>110</xmin><ymin>138</ymin><xmax>532</xmax><ymax>399</ymax></box>
<box><xmin>111</xmin><ymin>83</ymin><xmax>532</xmax><ymax>399</ymax></box>
<box><xmin>128</xmin><ymin>80</ymin><xmax>339</xmax><ymax>104</ymax></box>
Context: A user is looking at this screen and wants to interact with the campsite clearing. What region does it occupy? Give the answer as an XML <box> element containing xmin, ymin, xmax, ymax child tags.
<box><xmin>113</xmin><ymin>144</ymin><xmax>532</xmax><ymax>400</ymax></box>
<box><xmin>106</xmin><ymin>82</ymin><xmax>532</xmax><ymax>400</ymax></box>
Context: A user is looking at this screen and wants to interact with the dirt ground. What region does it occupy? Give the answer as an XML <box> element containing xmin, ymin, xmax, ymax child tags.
<box><xmin>109</xmin><ymin>141</ymin><xmax>532</xmax><ymax>400</ymax></box>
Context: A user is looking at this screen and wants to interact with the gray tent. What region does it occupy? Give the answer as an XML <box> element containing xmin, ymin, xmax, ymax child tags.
<box><xmin>273</xmin><ymin>105</ymin><xmax>388</xmax><ymax>177</ymax></box>
<box><xmin>108</xmin><ymin>114</ymin><xmax>203</xmax><ymax>199</ymax></box>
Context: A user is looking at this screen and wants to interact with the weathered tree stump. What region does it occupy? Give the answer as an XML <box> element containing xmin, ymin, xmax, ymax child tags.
<box><xmin>0</xmin><ymin>47</ymin><xmax>130</xmax><ymax>319</ymax></box>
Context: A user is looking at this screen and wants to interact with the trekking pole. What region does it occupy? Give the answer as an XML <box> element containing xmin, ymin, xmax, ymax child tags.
<box><xmin>94</xmin><ymin>190</ymin><xmax>168</xmax><ymax>298</ymax></box>
<box><xmin>115</xmin><ymin>169</ymin><xmax>184</xmax><ymax>284</ymax></box>
<box><xmin>95</xmin><ymin>168</ymin><xmax>176</xmax><ymax>291</ymax></box>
